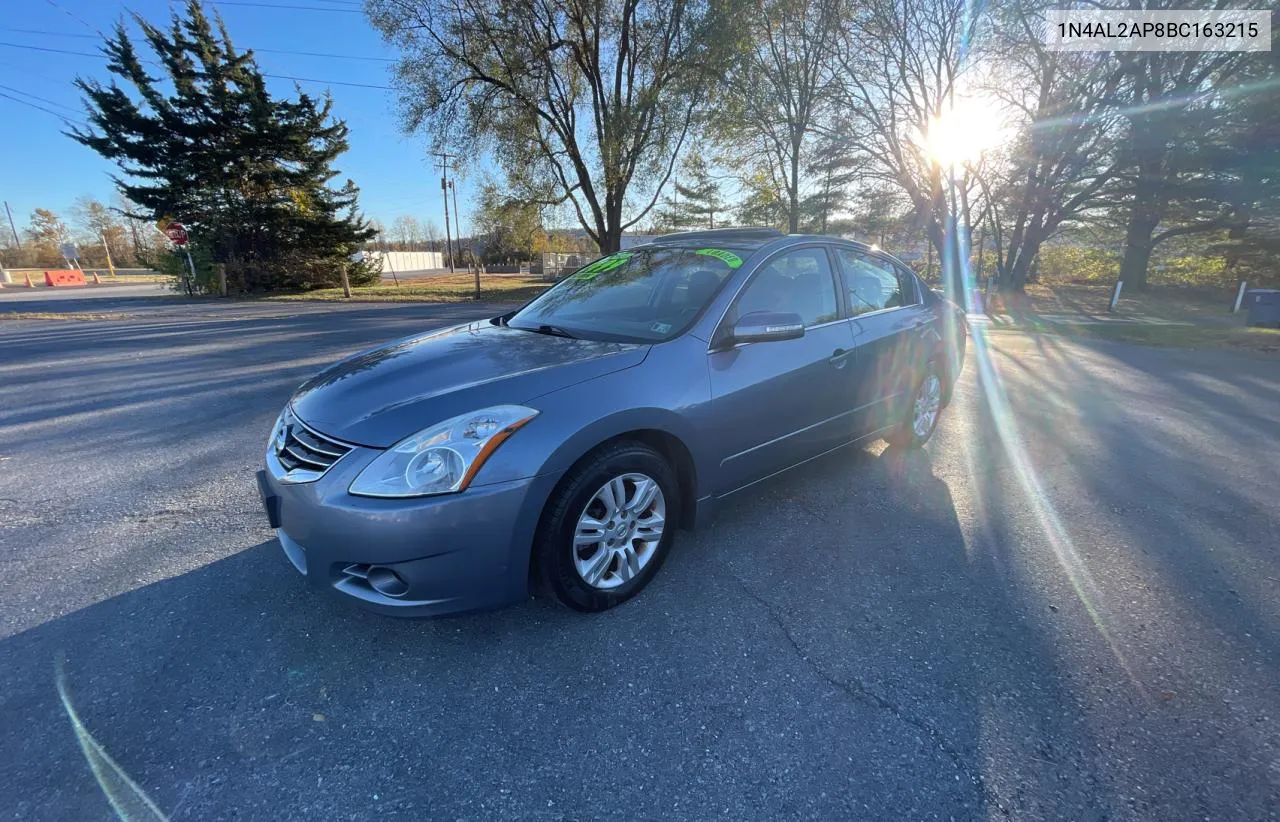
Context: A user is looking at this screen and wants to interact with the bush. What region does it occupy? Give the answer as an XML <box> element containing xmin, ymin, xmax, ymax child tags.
<box><xmin>1037</xmin><ymin>246</ymin><xmax>1120</xmax><ymax>284</ymax></box>
<box><xmin>1152</xmin><ymin>254</ymin><xmax>1230</xmax><ymax>287</ymax></box>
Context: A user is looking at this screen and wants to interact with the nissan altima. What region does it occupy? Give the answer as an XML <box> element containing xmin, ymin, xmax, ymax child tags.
<box><xmin>256</xmin><ymin>228</ymin><xmax>967</xmax><ymax>616</ymax></box>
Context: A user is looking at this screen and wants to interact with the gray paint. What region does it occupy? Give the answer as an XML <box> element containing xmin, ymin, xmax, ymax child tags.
<box><xmin>263</xmin><ymin>234</ymin><xmax>967</xmax><ymax>615</ymax></box>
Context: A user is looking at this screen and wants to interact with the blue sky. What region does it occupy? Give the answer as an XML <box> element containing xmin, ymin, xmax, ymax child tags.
<box><xmin>0</xmin><ymin>0</ymin><xmax>476</xmax><ymax>239</ymax></box>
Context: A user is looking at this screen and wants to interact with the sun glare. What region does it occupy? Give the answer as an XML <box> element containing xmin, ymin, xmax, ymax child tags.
<box><xmin>918</xmin><ymin>96</ymin><xmax>1010</xmax><ymax>169</ymax></box>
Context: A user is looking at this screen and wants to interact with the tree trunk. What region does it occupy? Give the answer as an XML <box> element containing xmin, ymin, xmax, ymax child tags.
<box><xmin>1002</xmin><ymin>251</ymin><xmax>1031</xmax><ymax>293</ymax></box>
<box><xmin>599</xmin><ymin>197</ymin><xmax>624</xmax><ymax>253</ymax></box>
<box><xmin>1119</xmin><ymin>210</ymin><xmax>1159</xmax><ymax>291</ymax></box>
<box><xmin>788</xmin><ymin>151</ymin><xmax>800</xmax><ymax>234</ymax></box>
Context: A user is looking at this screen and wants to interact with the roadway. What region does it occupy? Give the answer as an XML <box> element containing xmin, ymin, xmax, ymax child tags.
<box><xmin>1</xmin><ymin>297</ymin><xmax>1277</xmax><ymax>819</ymax></box>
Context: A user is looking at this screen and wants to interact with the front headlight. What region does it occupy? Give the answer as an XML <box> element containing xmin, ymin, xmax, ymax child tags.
<box><xmin>348</xmin><ymin>405</ymin><xmax>539</xmax><ymax>498</ymax></box>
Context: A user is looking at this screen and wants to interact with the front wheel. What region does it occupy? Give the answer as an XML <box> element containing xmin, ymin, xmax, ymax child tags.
<box><xmin>891</xmin><ymin>362</ymin><xmax>944</xmax><ymax>448</ymax></box>
<box><xmin>535</xmin><ymin>441</ymin><xmax>680</xmax><ymax>612</ymax></box>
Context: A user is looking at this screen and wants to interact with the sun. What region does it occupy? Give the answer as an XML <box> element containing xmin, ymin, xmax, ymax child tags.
<box><xmin>917</xmin><ymin>95</ymin><xmax>1010</xmax><ymax>169</ymax></box>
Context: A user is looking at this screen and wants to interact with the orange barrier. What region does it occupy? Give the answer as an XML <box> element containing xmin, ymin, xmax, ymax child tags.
<box><xmin>45</xmin><ymin>269</ymin><xmax>87</xmax><ymax>287</ymax></box>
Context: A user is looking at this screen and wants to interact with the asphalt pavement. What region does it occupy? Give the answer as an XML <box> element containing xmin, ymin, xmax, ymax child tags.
<box><xmin>1</xmin><ymin>295</ymin><xmax>1278</xmax><ymax>820</ymax></box>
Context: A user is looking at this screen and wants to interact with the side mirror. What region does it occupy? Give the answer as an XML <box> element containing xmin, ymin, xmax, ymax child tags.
<box><xmin>730</xmin><ymin>311</ymin><xmax>805</xmax><ymax>345</ymax></box>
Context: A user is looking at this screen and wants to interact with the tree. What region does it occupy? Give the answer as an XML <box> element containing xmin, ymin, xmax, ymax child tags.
<box><xmin>70</xmin><ymin>0</ymin><xmax>376</xmax><ymax>292</ymax></box>
<box><xmin>472</xmin><ymin>182</ymin><xmax>549</xmax><ymax>263</ymax></box>
<box><xmin>71</xmin><ymin>195</ymin><xmax>133</xmax><ymax>267</ymax></box>
<box><xmin>367</xmin><ymin>0</ymin><xmax>737</xmax><ymax>252</ymax></box>
<box><xmin>978</xmin><ymin>2</ymin><xmax>1123</xmax><ymax>291</ymax></box>
<box><xmin>1213</xmin><ymin>49</ymin><xmax>1280</xmax><ymax>284</ymax></box>
<box><xmin>653</xmin><ymin>149</ymin><xmax>726</xmax><ymax>230</ymax></box>
<box><xmin>714</xmin><ymin>0</ymin><xmax>841</xmax><ymax>233</ymax></box>
<box><xmin>734</xmin><ymin>167</ymin><xmax>789</xmax><ymax>227</ymax></box>
<box><xmin>831</xmin><ymin>0</ymin><xmax>978</xmax><ymax>289</ymax></box>
<box><xmin>800</xmin><ymin>135</ymin><xmax>861</xmax><ymax>234</ymax></box>
<box><xmin>1110</xmin><ymin>41</ymin><xmax>1253</xmax><ymax>290</ymax></box>
<box><xmin>25</xmin><ymin>209</ymin><xmax>71</xmax><ymax>266</ymax></box>
<box><xmin>392</xmin><ymin>215</ymin><xmax>422</xmax><ymax>249</ymax></box>
<box><xmin>422</xmin><ymin>218</ymin><xmax>442</xmax><ymax>248</ymax></box>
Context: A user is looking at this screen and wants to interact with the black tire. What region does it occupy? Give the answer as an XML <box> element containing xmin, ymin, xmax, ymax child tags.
<box><xmin>535</xmin><ymin>440</ymin><xmax>681</xmax><ymax>612</ymax></box>
<box><xmin>890</xmin><ymin>360</ymin><xmax>944</xmax><ymax>449</ymax></box>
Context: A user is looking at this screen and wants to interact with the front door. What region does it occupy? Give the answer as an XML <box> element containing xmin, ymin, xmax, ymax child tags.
<box><xmin>707</xmin><ymin>246</ymin><xmax>856</xmax><ymax>493</ymax></box>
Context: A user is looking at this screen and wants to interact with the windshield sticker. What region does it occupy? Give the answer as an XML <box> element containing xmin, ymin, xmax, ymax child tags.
<box><xmin>573</xmin><ymin>252</ymin><xmax>634</xmax><ymax>280</ymax></box>
<box><xmin>695</xmin><ymin>248</ymin><xmax>743</xmax><ymax>268</ymax></box>
<box><xmin>650</xmin><ymin>321</ymin><xmax>673</xmax><ymax>335</ymax></box>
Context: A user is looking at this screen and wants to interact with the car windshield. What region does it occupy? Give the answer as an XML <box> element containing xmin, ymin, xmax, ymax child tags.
<box><xmin>507</xmin><ymin>246</ymin><xmax>748</xmax><ymax>343</ymax></box>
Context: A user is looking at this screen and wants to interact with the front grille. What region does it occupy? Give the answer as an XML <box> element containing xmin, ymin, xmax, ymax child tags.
<box><xmin>272</xmin><ymin>409</ymin><xmax>352</xmax><ymax>480</ymax></box>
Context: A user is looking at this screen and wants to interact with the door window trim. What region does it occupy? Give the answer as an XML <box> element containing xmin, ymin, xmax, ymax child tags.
<box><xmin>832</xmin><ymin>243</ymin><xmax>917</xmax><ymax>319</ymax></box>
<box><xmin>709</xmin><ymin>242</ymin><xmax>845</xmax><ymax>348</ymax></box>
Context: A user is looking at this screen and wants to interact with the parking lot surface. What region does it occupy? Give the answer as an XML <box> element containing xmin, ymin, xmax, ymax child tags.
<box><xmin>1</xmin><ymin>298</ymin><xmax>1278</xmax><ymax>819</ymax></box>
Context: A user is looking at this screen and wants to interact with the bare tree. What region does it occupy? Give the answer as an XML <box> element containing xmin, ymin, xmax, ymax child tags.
<box><xmin>422</xmin><ymin>218</ymin><xmax>442</xmax><ymax>247</ymax></box>
<box><xmin>368</xmin><ymin>0</ymin><xmax>737</xmax><ymax>252</ymax></box>
<box><xmin>978</xmin><ymin>2</ymin><xmax>1124</xmax><ymax>291</ymax></box>
<box><xmin>392</xmin><ymin>215</ymin><xmax>422</xmax><ymax>249</ymax></box>
<box><xmin>831</xmin><ymin>0</ymin><xmax>977</xmax><ymax>265</ymax></box>
<box><xmin>714</xmin><ymin>0</ymin><xmax>842</xmax><ymax>233</ymax></box>
<box><xmin>71</xmin><ymin>195</ymin><xmax>134</xmax><ymax>266</ymax></box>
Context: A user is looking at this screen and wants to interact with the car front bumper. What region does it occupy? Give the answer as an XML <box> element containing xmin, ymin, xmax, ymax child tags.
<box><xmin>256</xmin><ymin>447</ymin><xmax>556</xmax><ymax>618</ymax></box>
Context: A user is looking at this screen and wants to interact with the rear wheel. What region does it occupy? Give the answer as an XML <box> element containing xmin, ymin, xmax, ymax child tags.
<box><xmin>535</xmin><ymin>441</ymin><xmax>680</xmax><ymax>612</ymax></box>
<box><xmin>891</xmin><ymin>361</ymin><xmax>943</xmax><ymax>448</ymax></box>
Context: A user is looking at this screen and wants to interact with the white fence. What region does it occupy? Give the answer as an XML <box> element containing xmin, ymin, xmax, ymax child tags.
<box><xmin>539</xmin><ymin>252</ymin><xmax>591</xmax><ymax>279</ymax></box>
<box><xmin>369</xmin><ymin>251</ymin><xmax>445</xmax><ymax>273</ymax></box>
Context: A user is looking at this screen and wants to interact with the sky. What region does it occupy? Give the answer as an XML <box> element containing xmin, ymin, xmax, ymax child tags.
<box><xmin>0</xmin><ymin>0</ymin><xmax>477</xmax><ymax>241</ymax></box>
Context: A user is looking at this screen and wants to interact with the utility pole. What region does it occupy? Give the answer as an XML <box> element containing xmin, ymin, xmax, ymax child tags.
<box><xmin>4</xmin><ymin>201</ymin><xmax>20</xmax><ymax>247</ymax></box>
<box><xmin>450</xmin><ymin>179</ymin><xmax>462</xmax><ymax>265</ymax></box>
<box><xmin>100</xmin><ymin>232</ymin><xmax>116</xmax><ymax>278</ymax></box>
<box><xmin>433</xmin><ymin>152</ymin><xmax>455</xmax><ymax>273</ymax></box>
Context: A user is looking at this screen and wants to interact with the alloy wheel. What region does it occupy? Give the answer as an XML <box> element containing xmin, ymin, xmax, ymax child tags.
<box><xmin>572</xmin><ymin>472</ymin><xmax>666</xmax><ymax>590</ymax></box>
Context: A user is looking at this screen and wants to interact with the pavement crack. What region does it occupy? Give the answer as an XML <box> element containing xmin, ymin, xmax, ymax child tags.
<box><xmin>730</xmin><ymin>572</ymin><xmax>1011</xmax><ymax>818</ymax></box>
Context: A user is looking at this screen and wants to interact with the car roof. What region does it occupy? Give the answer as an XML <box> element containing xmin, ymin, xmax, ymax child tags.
<box><xmin>636</xmin><ymin>229</ymin><xmax>904</xmax><ymax>267</ymax></box>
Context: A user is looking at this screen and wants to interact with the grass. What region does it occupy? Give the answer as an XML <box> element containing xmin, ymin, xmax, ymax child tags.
<box><xmin>0</xmin><ymin>312</ymin><xmax>132</xmax><ymax>321</ymax></box>
<box><xmin>979</xmin><ymin>281</ymin><xmax>1280</xmax><ymax>354</ymax></box>
<box><xmin>107</xmin><ymin>273</ymin><xmax>170</xmax><ymax>283</ymax></box>
<box><xmin>263</xmin><ymin>274</ymin><xmax>551</xmax><ymax>303</ymax></box>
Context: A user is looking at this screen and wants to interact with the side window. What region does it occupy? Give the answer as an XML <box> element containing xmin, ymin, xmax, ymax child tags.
<box><xmin>835</xmin><ymin>248</ymin><xmax>904</xmax><ymax>315</ymax></box>
<box><xmin>734</xmin><ymin>248</ymin><xmax>838</xmax><ymax>327</ymax></box>
<box><xmin>893</xmin><ymin>262</ymin><xmax>921</xmax><ymax>306</ymax></box>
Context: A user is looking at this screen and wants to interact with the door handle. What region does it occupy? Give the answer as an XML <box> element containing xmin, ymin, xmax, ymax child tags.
<box><xmin>829</xmin><ymin>348</ymin><xmax>852</xmax><ymax>367</ymax></box>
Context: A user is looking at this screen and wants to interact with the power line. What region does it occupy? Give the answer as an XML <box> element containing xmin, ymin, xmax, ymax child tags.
<box><xmin>253</xmin><ymin>47</ymin><xmax>392</xmax><ymax>63</ymax></box>
<box><xmin>264</xmin><ymin>73</ymin><xmax>393</xmax><ymax>90</ymax></box>
<box><xmin>0</xmin><ymin>27</ymin><xmax>96</xmax><ymax>39</ymax></box>
<box><xmin>0</xmin><ymin>41</ymin><xmax>101</xmax><ymax>59</ymax></box>
<box><xmin>43</xmin><ymin>0</ymin><xmax>106</xmax><ymax>38</ymax></box>
<box><xmin>0</xmin><ymin>43</ymin><xmax>393</xmax><ymax>90</ymax></box>
<box><xmin>0</xmin><ymin>32</ymin><xmax>393</xmax><ymax>63</ymax></box>
<box><xmin>0</xmin><ymin>83</ymin><xmax>81</xmax><ymax>114</ymax></box>
<box><xmin>0</xmin><ymin>90</ymin><xmax>84</xmax><ymax>126</ymax></box>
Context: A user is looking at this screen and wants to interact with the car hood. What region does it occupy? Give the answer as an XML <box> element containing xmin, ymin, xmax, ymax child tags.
<box><xmin>291</xmin><ymin>321</ymin><xmax>648</xmax><ymax>447</ymax></box>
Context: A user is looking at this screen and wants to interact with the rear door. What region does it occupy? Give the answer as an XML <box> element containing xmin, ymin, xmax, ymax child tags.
<box><xmin>833</xmin><ymin>247</ymin><xmax>927</xmax><ymax>434</ymax></box>
<box><xmin>706</xmin><ymin>245</ymin><xmax>856</xmax><ymax>493</ymax></box>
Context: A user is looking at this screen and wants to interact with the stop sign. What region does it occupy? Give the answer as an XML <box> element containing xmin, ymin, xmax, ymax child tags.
<box><xmin>165</xmin><ymin>222</ymin><xmax>189</xmax><ymax>246</ymax></box>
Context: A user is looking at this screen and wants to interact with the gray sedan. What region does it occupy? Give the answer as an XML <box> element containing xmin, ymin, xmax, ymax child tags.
<box><xmin>256</xmin><ymin>228</ymin><xmax>967</xmax><ymax>615</ymax></box>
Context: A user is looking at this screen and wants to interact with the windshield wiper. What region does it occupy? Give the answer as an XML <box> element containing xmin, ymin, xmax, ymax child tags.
<box><xmin>535</xmin><ymin>324</ymin><xmax>577</xmax><ymax>339</ymax></box>
<box><xmin>512</xmin><ymin>323</ymin><xmax>577</xmax><ymax>339</ymax></box>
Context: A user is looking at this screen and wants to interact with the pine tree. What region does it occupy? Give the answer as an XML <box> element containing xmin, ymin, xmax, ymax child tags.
<box><xmin>70</xmin><ymin>0</ymin><xmax>376</xmax><ymax>292</ymax></box>
<box><xmin>654</xmin><ymin>151</ymin><xmax>726</xmax><ymax>230</ymax></box>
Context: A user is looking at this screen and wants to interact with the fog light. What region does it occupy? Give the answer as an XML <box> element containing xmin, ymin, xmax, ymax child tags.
<box><xmin>367</xmin><ymin>566</ymin><xmax>409</xmax><ymax>598</ymax></box>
